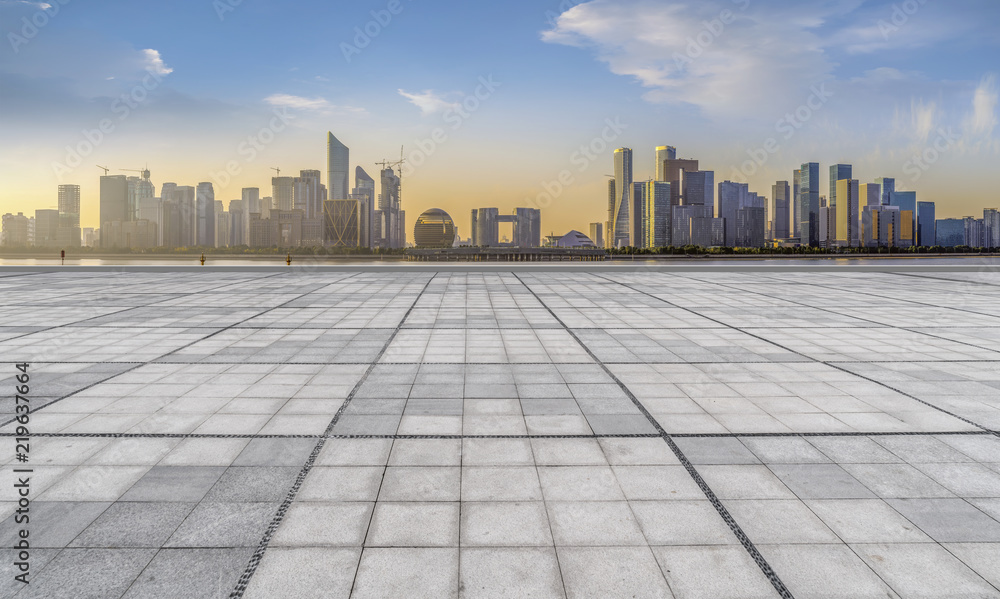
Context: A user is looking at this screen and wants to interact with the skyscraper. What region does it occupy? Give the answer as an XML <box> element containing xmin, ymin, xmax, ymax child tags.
<box><xmin>654</xmin><ymin>145</ymin><xmax>676</xmax><ymax>182</ymax></box>
<box><xmin>663</xmin><ymin>157</ymin><xmax>699</xmax><ymax>206</ymax></box>
<box><xmin>718</xmin><ymin>181</ymin><xmax>748</xmax><ymax>246</ymax></box>
<box><xmin>327</xmin><ymin>132</ymin><xmax>350</xmax><ymax>200</ymax></box>
<box><xmin>295</xmin><ymin>170</ymin><xmax>323</xmax><ymax>219</ymax></box>
<box><xmin>792</xmin><ymin>169</ymin><xmax>802</xmax><ymax>239</ymax></box>
<box><xmin>239</xmin><ymin>187</ymin><xmax>261</xmax><ymax>248</ymax></box>
<box><xmin>876</xmin><ymin>177</ymin><xmax>895</xmax><ymax>206</ymax></box>
<box><xmin>631</xmin><ymin>181</ymin><xmax>645</xmax><ymax>247</ymax></box>
<box><xmin>352</xmin><ymin>166</ymin><xmax>376</xmax><ymax>248</ymax></box>
<box><xmin>834</xmin><ymin>179</ymin><xmax>860</xmax><ymax>247</ymax></box>
<box><xmin>829</xmin><ymin>164</ymin><xmax>852</xmax><ymax>211</ymax></box>
<box><xmin>126</xmin><ymin>170</ymin><xmax>155</xmax><ymax>221</ymax></box>
<box><xmin>798</xmin><ymin>163</ymin><xmax>820</xmax><ymax>246</ymax></box>
<box><xmin>917</xmin><ymin>202</ymin><xmax>936</xmax><ymax>247</ymax></box>
<box><xmin>380</xmin><ymin>167</ymin><xmax>403</xmax><ymax>248</ymax></box>
<box><xmin>58</xmin><ymin>184</ymin><xmax>81</xmax><ymax>227</ymax></box>
<box><xmin>99</xmin><ymin>175</ymin><xmax>128</xmax><ymax>247</ymax></box>
<box><xmin>196</xmin><ymin>182</ymin><xmax>216</xmax><ymax>247</ymax></box>
<box><xmin>681</xmin><ymin>170</ymin><xmax>714</xmax><ymax>207</ymax></box>
<box><xmin>612</xmin><ymin>147</ymin><xmax>632</xmax><ymax>248</ymax></box>
<box><xmin>859</xmin><ymin>183</ymin><xmax>880</xmax><ymax>212</ymax></box>
<box><xmin>772</xmin><ymin>181</ymin><xmax>791</xmax><ymax>240</ymax></box>
<box><xmin>272</xmin><ymin>177</ymin><xmax>295</xmax><ymax>211</ymax></box>
<box><xmin>642</xmin><ymin>180</ymin><xmax>670</xmax><ymax>248</ymax></box>
<box><xmin>606</xmin><ymin>178</ymin><xmax>615</xmax><ymax>249</ymax></box>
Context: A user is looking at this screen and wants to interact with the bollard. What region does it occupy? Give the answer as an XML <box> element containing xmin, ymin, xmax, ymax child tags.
<box><xmin>286</xmin><ymin>253</ymin><xmax>291</xmax><ymax>266</ymax></box>
<box><xmin>200</xmin><ymin>253</ymin><xmax>205</xmax><ymax>266</ymax></box>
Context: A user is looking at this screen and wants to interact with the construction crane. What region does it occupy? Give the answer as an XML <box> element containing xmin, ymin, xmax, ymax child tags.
<box><xmin>270</xmin><ymin>167</ymin><xmax>281</xmax><ymax>178</ymax></box>
<box><xmin>375</xmin><ymin>145</ymin><xmax>406</xmax><ymax>201</ymax></box>
<box><xmin>120</xmin><ymin>167</ymin><xmax>151</xmax><ymax>180</ymax></box>
<box><xmin>96</xmin><ymin>165</ymin><xmax>109</xmax><ymax>175</ymax></box>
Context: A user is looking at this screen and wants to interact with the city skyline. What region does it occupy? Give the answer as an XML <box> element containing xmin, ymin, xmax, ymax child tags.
<box><xmin>1</xmin><ymin>0</ymin><xmax>998</xmax><ymax>233</ymax></box>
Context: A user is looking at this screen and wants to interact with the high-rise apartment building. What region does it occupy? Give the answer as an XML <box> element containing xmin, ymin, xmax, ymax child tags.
<box><xmin>792</xmin><ymin>169</ymin><xmax>801</xmax><ymax>238</ymax></box>
<box><xmin>983</xmin><ymin>208</ymin><xmax>1000</xmax><ymax>248</ymax></box>
<box><xmin>196</xmin><ymin>182</ymin><xmax>215</xmax><ymax>247</ymax></box>
<box><xmin>798</xmin><ymin>163</ymin><xmax>820</xmax><ymax>246</ymax></box>
<box><xmin>642</xmin><ymin>180</ymin><xmax>670</xmax><ymax>248</ymax></box>
<box><xmin>772</xmin><ymin>181</ymin><xmax>791</xmax><ymax>239</ymax></box>
<box><xmin>229</xmin><ymin>199</ymin><xmax>245</xmax><ymax>246</ymax></box>
<box><xmin>718</xmin><ymin>181</ymin><xmax>747</xmax><ymax>246</ymax></box>
<box><xmin>99</xmin><ymin>175</ymin><xmax>129</xmax><ymax>247</ymax></box>
<box><xmin>834</xmin><ymin>179</ymin><xmax>860</xmax><ymax>247</ymax></box>
<box><xmin>294</xmin><ymin>170</ymin><xmax>324</xmax><ymax>219</ymax></box>
<box><xmin>916</xmin><ymin>202</ymin><xmax>936</xmax><ymax>247</ymax></box>
<box><xmin>272</xmin><ymin>177</ymin><xmax>295</xmax><ymax>211</ymax></box>
<box><xmin>663</xmin><ymin>157</ymin><xmax>699</xmax><ymax>207</ymax></box>
<box><xmin>829</xmin><ymin>164</ymin><xmax>852</xmax><ymax>211</ymax></box>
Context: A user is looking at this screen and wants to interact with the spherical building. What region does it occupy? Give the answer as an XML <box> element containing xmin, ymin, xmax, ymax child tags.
<box><xmin>413</xmin><ymin>208</ymin><xmax>456</xmax><ymax>248</ymax></box>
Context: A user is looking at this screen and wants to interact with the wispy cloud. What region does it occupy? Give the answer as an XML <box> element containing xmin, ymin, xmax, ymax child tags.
<box><xmin>142</xmin><ymin>49</ymin><xmax>173</xmax><ymax>76</ymax></box>
<box><xmin>397</xmin><ymin>89</ymin><xmax>459</xmax><ymax>115</ymax></box>
<box><xmin>263</xmin><ymin>93</ymin><xmax>367</xmax><ymax>116</ymax></box>
<box><xmin>541</xmin><ymin>0</ymin><xmax>833</xmax><ymax>117</ymax></box>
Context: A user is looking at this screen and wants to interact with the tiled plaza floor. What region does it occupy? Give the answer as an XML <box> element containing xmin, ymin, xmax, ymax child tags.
<box><xmin>1</xmin><ymin>267</ymin><xmax>999</xmax><ymax>598</ymax></box>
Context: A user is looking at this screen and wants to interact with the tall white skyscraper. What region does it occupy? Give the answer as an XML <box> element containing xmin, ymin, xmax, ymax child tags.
<box><xmin>612</xmin><ymin>147</ymin><xmax>632</xmax><ymax>248</ymax></box>
<box><xmin>327</xmin><ymin>132</ymin><xmax>350</xmax><ymax>200</ymax></box>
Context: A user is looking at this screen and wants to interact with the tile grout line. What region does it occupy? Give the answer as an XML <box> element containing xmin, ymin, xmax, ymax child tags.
<box><xmin>1</xmin><ymin>430</ymin><xmax>994</xmax><ymax>440</ymax></box>
<box><xmin>513</xmin><ymin>272</ymin><xmax>796</xmax><ymax>599</ymax></box>
<box><xmin>227</xmin><ymin>272</ymin><xmax>437</xmax><ymax>599</ymax></box>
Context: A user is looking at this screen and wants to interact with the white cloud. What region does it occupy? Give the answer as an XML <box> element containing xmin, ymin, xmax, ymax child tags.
<box><xmin>263</xmin><ymin>93</ymin><xmax>367</xmax><ymax>116</ymax></box>
<box><xmin>141</xmin><ymin>49</ymin><xmax>173</xmax><ymax>76</ymax></box>
<box><xmin>397</xmin><ymin>89</ymin><xmax>459</xmax><ymax>115</ymax></box>
<box><xmin>541</xmin><ymin>0</ymin><xmax>834</xmax><ymax>117</ymax></box>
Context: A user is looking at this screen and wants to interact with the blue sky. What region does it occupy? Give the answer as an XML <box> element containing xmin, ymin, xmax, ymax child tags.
<box><xmin>1</xmin><ymin>0</ymin><xmax>998</xmax><ymax>232</ymax></box>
